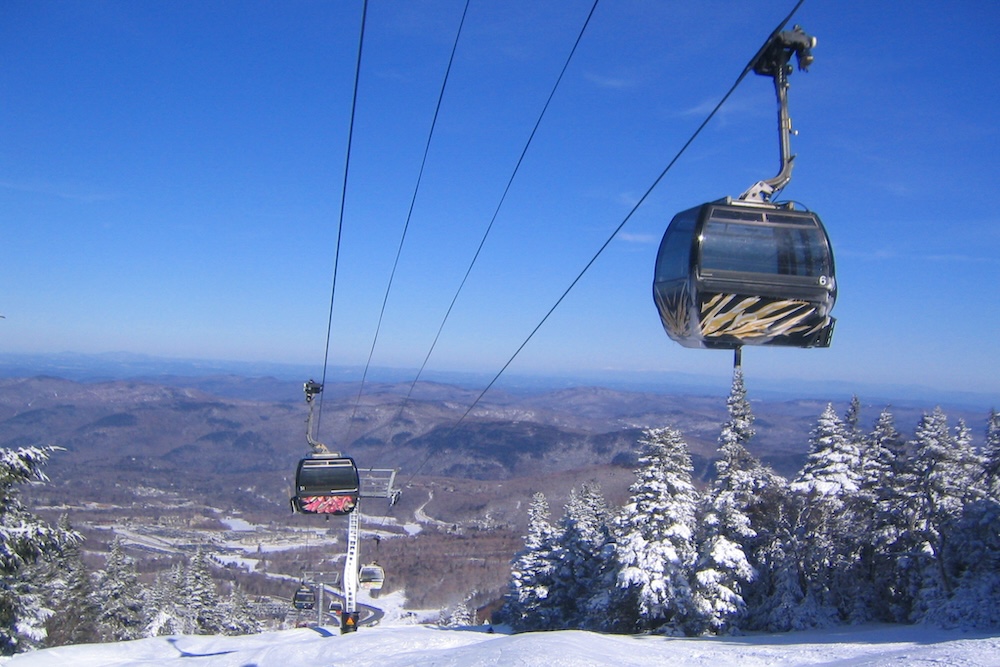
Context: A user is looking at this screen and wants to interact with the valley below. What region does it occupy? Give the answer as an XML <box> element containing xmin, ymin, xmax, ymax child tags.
<box><xmin>0</xmin><ymin>373</ymin><xmax>990</xmax><ymax>621</ymax></box>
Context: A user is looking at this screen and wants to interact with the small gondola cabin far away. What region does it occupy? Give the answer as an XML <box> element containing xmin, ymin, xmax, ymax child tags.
<box><xmin>291</xmin><ymin>455</ymin><xmax>360</xmax><ymax>515</ymax></box>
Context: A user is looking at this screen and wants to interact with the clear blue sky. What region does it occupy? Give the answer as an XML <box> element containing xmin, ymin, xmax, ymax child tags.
<box><xmin>2</xmin><ymin>1</ymin><xmax>999</xmax><ymax>396</ymax></box>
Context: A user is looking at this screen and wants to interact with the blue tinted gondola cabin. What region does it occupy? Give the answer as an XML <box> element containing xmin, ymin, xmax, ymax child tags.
<box><xmin>653</xmin><ymin>198</ymin><xmax>836</xmax><ymax>349</ymax></box>
<box><xmin>293</xmin><ymin>584</ymin><xmax>316</xmax><ymax>610</ymax></box>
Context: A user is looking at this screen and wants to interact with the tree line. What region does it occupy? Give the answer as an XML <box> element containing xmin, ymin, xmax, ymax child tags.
<box><xmin>500</xmin><ymin>371</ymin><xmax>1000</xmax><ymax>635</ymax></box>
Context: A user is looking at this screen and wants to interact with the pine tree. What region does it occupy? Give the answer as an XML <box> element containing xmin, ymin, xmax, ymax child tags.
<box><xmin>690</xmin><ymin>369</ymin><xmax>765</xmax><ymax>634</ymax></box>
<box><xmin>844</xmin><ymin>395</ymin><xmax>863</xmax><ymax>445</ymax></box>
<box><xmin>690</xmin><ymin>511</ymin><xmax>755</xmax><ymax>634</ymax></box>
<box><xmin>145</xmin><ymin>562</ymin><xmax>190</xmax><ymax>636</ymax></box>
<box><xmin>858</xmin><ymin>407</ymin><xmax>907</xmax><ymax>622</ymax></box>
<box><xmin>916</xmin><ymin>412</ymin><xmax>1000</xmax><ymax>629</ymax></box>
<box><xmin>187</xmin><ymin>549</ymin><xmax>222</xmax><ymax>634</ymax></box>
<box><xmin>716</xmin><ymin>368</ymin><xmax>755</xmax><ymax>472</ymax></box>
<box><xmin>220</xmin><ymin>585</ymin><xmax>261</xmax><ymax>636</ymax></box>
<box><xmin>867</xmin><ymin>407</ymin><xmax>932</xmax><ymax>621</ymax></box>
<box><xmin>983</xmin><ymin>409</ymin><xmax>1000</xmax><ymax>500</ymax></box>
<box><xmin>861</xmin><ymin>407</ymin><xmax>904</xmax><ymax>505</ymax></box>
<box><xmin>93</xmin><ymin>538</ymin><xmax>147</xmax><ymax>641</ymax></box>
<box><xmin>615</xmin><ymin>426</ymin><xmax>699</xmax><ymax>634</ymax></box>
<box><xmin>43</xmin><ymin>516</ymin><xmax>99</xmax><ymax>647</ymax></box>
<box><xmin>787</xmin><ymin>404</ymin><xmax>865</xmax><ymax>626</ymax></box>
<box><xmin>732</xmin><ymin>470</ymin><xmax>800</xmax><ymax>632</ymax></box>
<box><xmin>444</xmin><ymin>598</ymin><xmax>473</xmax><ymax>627</ymax></box>
<box><xmin>0</xmin><ymin>446</ymin><xmax>79</xmax><ymax>655</ymax></box>
<box><xmin>504</xmin><ymin>492</ymin><xmax>559</xmax><ymax>631</ymax></box>
<box><xmin>692</xmin><ymin>368</ymin><xmax>805</xmax><ymax>633</ymax></box>
<box><xmin>909</xmin><ymin>408</ymin><xmax>985</xmax><ymax>616</ymax></box>
<box><xmin>791</xmin><ymin>404</ymin><xmax>862</xmax><ymax>498</ymax></box>
<box><xmin>546</xmin><ymin>484</ymin><xmax>615</xmax><ymax>630</ymax></box>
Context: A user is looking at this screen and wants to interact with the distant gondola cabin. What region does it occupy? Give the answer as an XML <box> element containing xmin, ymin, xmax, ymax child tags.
<box><xmin>291</xmin><ymin>456</ymin><xmax>360</xmax><ymax>515</ymax></box>
<box><xmin>359</xmin><ymin>563</ymin><xmax>385</xmax><ymax>593</ymax></box>
<box><xmin>293</xmin><ymin>585</ymin><xmax>316</xmax><ymax>610</ymax></box>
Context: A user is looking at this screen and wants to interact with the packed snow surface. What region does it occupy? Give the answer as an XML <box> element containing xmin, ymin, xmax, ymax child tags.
<box><xmin>2</xmin><ymin>624</ymin><xmax>998</xmax><ymax>667</ymax></box>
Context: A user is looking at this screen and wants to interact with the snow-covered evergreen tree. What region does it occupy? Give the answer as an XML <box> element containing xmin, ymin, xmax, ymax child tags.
<box><xmin>692</xmin><ymin>368</ymin><xmax>807</xmax><ymax>633</ymax></box>
<box><xmin>844</xmin><ymin>395</ymin><xmax>863</xmax><ymax>446</ymax></box>
<box><xmin>145</xmin><ymin>562</ymin><xmax>190</xmax><ymax>636</ymax></box>
<box><xmin>440</xmin><ymin>598</ymin><xmax>474</xmax><ymax>628</ymax></box>
<box><xmin>690</xmin><ymin>368</ymin><xmax>776</xmax><ymax>634</ymax></box>
<box><xmin>504</xmin><ymin>492</ymin><xmax>559</xmax><ymax>631</ymax></box>
<box><xmin>924</xmin><ymin>487</ymin><xmax>1000</xmax><ymax>630</ymax></box>
<box><xmin>860</xmin><ymin>407</ymin><xmax>904</xmax><ymax>505</ymax></box>
<box><xmin>843</xmin><ymin>407</ymin><xmax>901</xmax><ymax>622</ymax></box>
<box><xmin>954</xmin><ymin>418</ymin><xmax>973</xmax><ymax>451</ymax></box>
<box><xmin>717</xmin><ymin>368</ymin><xmax>755</xmax><ymax>464</ymax></box>
<box><xmin>787</xmin><ymin>404</ymin><xmax>864</xmax><ymax>626</ymax></box>
<box><xmin>792</xmin><ymin>404</ymin><xmax>862</xmax><ymax>498</ymax></box>
<box><xmin>863</xmin><ymin>407</ymin><xmax>938</xmax><ymax>623</ymax></box>
<box><xmin>615</xmin><ymin>426</ymin><xmax>699</xmax><ymax>634</ymax></box>
<box><xmin>546</xmin><ymin>483</ymin><xmax>616</xmax><ymax>631</ymax></box>
<box><xmin>0</xmin><ymin>446</ymin><xmax>79</xmax><ymax>655</ymax></box>
<box><xmin>909</xmin><ymin>408</ymin><xmax>986</xmax><ymax>617</ymax></box>
<box><xmin>187</xmin><ymin>548</ymin><xmax>222</xmax><ymax>634</ymax></box>
<box><xmin>220</xmin><ymin>585</ymin><xmax>261</xmax><ymax>636</ymax></box>
<box><xmin>983</xmin><ymin>409</ymin><xmax>1000</xmax><ymax>500</ymax></box>
<box><xmin>42</xmin><ymin>516</ymin><xmax>99</xmax><ymax>647</ymax></box>
<box><xmin>690</xmin><ymin>511</ymin><xmax>755</xmax><ymax>634</ymax></box>
<box><xmin>93</xmin><ymin>538</ymin><xmax>147</xmax><ymax>641</ymax></box>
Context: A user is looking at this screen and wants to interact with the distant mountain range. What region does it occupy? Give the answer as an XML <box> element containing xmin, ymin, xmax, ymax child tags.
<box><xmin>1</xmin><ymin>351</ymin><xmax>996</xmax><ymax>410</ymax></box>
<box><xmin>2</xmin><ymin>368</ymin><xmax>993</xmax><ymax>513</ymax></box>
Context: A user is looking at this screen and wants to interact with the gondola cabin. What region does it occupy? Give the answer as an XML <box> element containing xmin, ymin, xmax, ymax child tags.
<box><xmin>359</xmin><ymin>563</ymin><xmax>385</xmax><ymax>593</ymax></box>
<box><xmin>293</xmin><ymin>584</ymin><xmax>316</xmax><ymax>610</ymax></box>
<box><xmin>291</xmin><ymin>455</ymin><xmax>360</xmax><ymax>515</ymax></box>
<box><xmin>653</xmin><ymin>198</ymin><xmax>836</xmax><ymax>349</ymax></box>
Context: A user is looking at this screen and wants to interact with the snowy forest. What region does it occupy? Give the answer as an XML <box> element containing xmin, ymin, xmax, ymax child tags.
<box><xmin>0</xmin><ymin>446</ymin><xmax>260</xmax><ymax>655</ymax></box>
<box><xmin>2</xmin><ymin>373</ymin><xmax>1000</xmax><ymax>656</ymax></box>
<box><xmin>500</xmin><ymin>371</ymin><xmax>1000</xmax><ymax>636</ymax></box>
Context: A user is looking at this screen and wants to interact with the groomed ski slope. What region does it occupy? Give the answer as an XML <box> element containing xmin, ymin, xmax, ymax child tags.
<box><xmin>3</xmin><ymin>623</ymin><xmax>998</xmax><ymax>667</ymax></box>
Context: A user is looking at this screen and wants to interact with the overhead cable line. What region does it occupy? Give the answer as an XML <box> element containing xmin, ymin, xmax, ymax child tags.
<box><xmin>346</xmin><ymin>0</ymin><xmax>472</xmax><ymax>442</ymax></box>
<box><xmin>454</xmin><ymin>0</ymin><xmax>809</xmax><ymax>422</ymax></box>
<box><xmin>401</xmin><ymin>0</ymin><xmax>809</xmax><ymax>482</ymax></box>
<box><xmin>373</xmin><ymin>0</ymin><xmax>601</xmax><ymax>452</ymax></box>
<box><xmin>317</xmin><ymin>0</ymin><xmax>369</xmax><ymax>435</ymax></box>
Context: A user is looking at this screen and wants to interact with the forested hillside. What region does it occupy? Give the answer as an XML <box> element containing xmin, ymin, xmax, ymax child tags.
<box><xmin>1</xmin><ymin>373</ymin><xmax>997</xmax><ymax>654</ymax></box>
<box><xmin>502</xmin><ymin>375</ymin><xmax>1000</xmax><ymax>634</ymax></box>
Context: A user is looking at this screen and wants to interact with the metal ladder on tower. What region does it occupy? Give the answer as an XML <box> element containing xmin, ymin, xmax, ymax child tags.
<box><xmin>340</xmin><ymin>467</ymin><xmax>400</xmax><ymax>633</ymax></box>
<box><xmin>341</xmin><ymin>508</ymin><xmax>361</xmax><ymax>633</ymax></box>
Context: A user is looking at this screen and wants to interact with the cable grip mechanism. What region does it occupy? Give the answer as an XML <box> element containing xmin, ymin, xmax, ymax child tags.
<box><xmin>304</xmin><ymin>379</ymin><xmax>333</xmax><ymax>455</ymax></box>
<box><xmin>740</xmin><ymin>25</ymin><xmax>817</xmax><ymax>203</ymax></box>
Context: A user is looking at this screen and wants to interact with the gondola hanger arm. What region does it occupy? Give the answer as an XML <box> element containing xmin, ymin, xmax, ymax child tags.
<box><xmin>740</xmin><ymin>25</ymin><xmax>817</xmax><ymax>203</ymax></box>
<box><xmin>304</xmin><ymin>379</ymin><xmax>334</xmax><ymax>455</ymax></box>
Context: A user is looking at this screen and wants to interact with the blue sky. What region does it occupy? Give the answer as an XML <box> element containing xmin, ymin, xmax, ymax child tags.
<box><xmin>2</xmin><ymin>0</ymin><xmax>999</xmax><ymax>397</ymax></box>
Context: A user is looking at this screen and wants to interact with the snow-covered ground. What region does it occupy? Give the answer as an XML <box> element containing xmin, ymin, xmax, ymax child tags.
<box><xmin>2</xmin><ymin>623</ymin><xmax>998</xmax><ymax>667</ymax></box>
<box><xmin>3</xmin><ymin>591</ymin><xmax>998</xmax><ymax>667</ymax></box>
